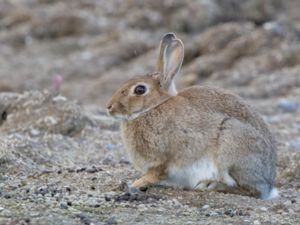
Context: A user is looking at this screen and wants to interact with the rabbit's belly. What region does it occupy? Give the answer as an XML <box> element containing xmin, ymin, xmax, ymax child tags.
<box><xmin>166</xmin><ymin>158</ymin><xmax>219</xmax><ymax>189</ymax></box>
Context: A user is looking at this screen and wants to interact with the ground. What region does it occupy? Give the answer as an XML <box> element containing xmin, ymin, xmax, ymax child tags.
<box><xmin>0</xmin><ymin>0</ymin><xmax>299</xmax><ymax>225</ymax></box>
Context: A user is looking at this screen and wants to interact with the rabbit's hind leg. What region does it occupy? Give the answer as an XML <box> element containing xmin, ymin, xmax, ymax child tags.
<box><xmin>229</xmin><ymin>160</ymin><xmax>278</xmax><ymax>199</ymax></box>
<box><xmin>217</xmin><ymin>119</ymin><xmax>277</xmax><ymax>199</ymax></box>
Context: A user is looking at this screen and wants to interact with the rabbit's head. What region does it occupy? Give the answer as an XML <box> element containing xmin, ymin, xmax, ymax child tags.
<box><xmin>106</xmin><ymin>33</ymin><xmax>184</xmax><ymax>120</ymax></box>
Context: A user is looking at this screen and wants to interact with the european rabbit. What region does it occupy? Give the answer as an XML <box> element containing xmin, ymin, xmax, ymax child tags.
<box><xmin>106</xmin><ymin>33</ymin><xmax>278</xmax><ymax>199</ymax></box>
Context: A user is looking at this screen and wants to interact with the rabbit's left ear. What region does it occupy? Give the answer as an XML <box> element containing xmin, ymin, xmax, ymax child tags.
<box><xmin>157</xmin><ymin>34</ymin><xmax>184</xmax><ymax>95</ymax></box>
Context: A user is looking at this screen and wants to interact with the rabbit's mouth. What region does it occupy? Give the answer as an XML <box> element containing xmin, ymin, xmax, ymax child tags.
<box><xmin>111</xmin><ymin>114</ymin><xmax>128</xmax><ymax>121</ymax></box>
<box><xmin>110</xmin><ymin>109</ymin><xmax>148</xmax><ymax>121</ymax></box>
<box><xmin>109</xmin><ymin>112</ymin><xmax>141</xmax><ymax>121</ymax></box>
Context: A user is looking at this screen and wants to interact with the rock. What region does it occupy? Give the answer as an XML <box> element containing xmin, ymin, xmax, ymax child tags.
<box><xmin>202</xmin><ymin>205</ymin><xmax>210</xmax><ymax>209</ymax></box>
<box><xmin>104</xmin><ymin>218</ymin><xmax>118</xmax><ymax>225</ymax></box>
<box><xmin>289</xmin><ymin>140</ymin><xmax>300</xmax><ymax>151</ymax></box>
<box><xmin>278</xmin><ymin>99</ymin><xmax>298</xmax><ymax>112</ymax></box>
<box><xmin>77</xmin><ymin>214</ymin><xmax>92</xmax><ymax>225</ymax></box>
<box><xmin>260</xmin><ymin>207</ymin><xmax>268</xmax><ymax>212</ymax></box>
<box><xmin>60</xmin><ymin>202</ymin><xmax>68</xmax><ymax>209</ymax></box>
<box><xmin>253</xmin><ymin>220</ymin><xmax>261</xmax><ymax>225</ymax></box>
<box><xmin>105</xmin><ymin>143</ymin><xmax>117</xmax><ymax>151</ymax></box>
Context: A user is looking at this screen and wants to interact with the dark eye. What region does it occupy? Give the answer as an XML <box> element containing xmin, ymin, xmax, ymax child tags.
<box><xmin>134</xmin><ymin>85</ymin><xmax>146</xmax><ymax>95</ymax></box>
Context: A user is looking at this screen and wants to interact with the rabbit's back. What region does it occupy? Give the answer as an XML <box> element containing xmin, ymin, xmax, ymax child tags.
<box><xmin>179</xmin><ymin>86</ymin><xmax>275</xmax><ymax>145</ymax></box>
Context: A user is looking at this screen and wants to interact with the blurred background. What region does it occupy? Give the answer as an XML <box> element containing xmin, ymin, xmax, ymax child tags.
<box><xmin>0</xmin><ymin>1</ymin><xmax>300</xmax><ymax>224</ymax></box>
<box><xmin>1</xmin><ymin>0</ymin><xmax>300</xmax><ymax>110</ymax></box>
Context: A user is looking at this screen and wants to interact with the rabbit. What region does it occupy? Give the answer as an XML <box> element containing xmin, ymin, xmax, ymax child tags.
<box><xmin>106</xmin><ymin>33</ymin><xmax>278</xmax><ymax>199</ymax></box>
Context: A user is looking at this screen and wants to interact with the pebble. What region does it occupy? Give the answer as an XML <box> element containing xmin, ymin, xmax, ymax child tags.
<box><xmin>30</xmin><ymin>128</ymin><xmax>40</xmax><ymax>136</ymax></box>
<box><xmin>289</xmin><ymin>140</ymin><xmax>300</xmax><ymax>151</ymax></box>
<box><xmin>253</xmin><ymin>220</ymin><xmax>261</xmax><ymax>225</ymax></box>
<box><xmin>278</xmin><ymin>99</ymin><xmax>298</xmax><ymax>113</ymax></box>
<box><xmin>205</xmin><ymin>211</ymin><xmax>219</xmax><ymax>217</ymax></box>
<box><xmin>105</xmin><ymin>144</ymin><xmax>117</xmax><ymax>151</ymax></box>
<box><xmin>78</xmin><ymin>214</ymin><xmax>92</xmax><ymax>225</ymax></box>
<box><xmin>90</xmin><ymin>186</ymin><xmax>96</xmax><ymax>190</ymax></box>
<box><xmin>86</xmin><ymin>166</ymin><xmax>102</xmax><ymax>173</ymax></box>
<box><xmin>260</xmin><ymin>207</ymin><xmax>268</xmax><ymax>212</ymax></box>
<box><xmin>60</xmin><ymin>202</ymin><xmax>68</xmax><ymax>209</ymax></box>
<box><xmin>224</xmin><ymin>209</ymin><xmax>235</xmax><ymax>217</ymax></box>
<box><xmin>105</xmin><ymin>195</ymin><xmax>112</xmax><ymax>202</ymax></box>
<box><xmin>284</xmin><ymin>200</ymin><xmax>292</xmax><ymax>206</ymax></box>
<box><xmin>104</xmin><ymin>217</ymin><xmax>118</xmax><ymax>225</ymax></box>
<box><xmin>0</xmin><ymin>207</ymin><xmax>4</xmax><ymax>211</ymax></box>
<box><xmin>172</xmin><ymin>198</ymin><xmax>181</xmax><ymax>207</ymax></box>
<box><xmin>202</xmin><ymin>205</ymin><xmax>210</xmax><ymax>209</ymax></box>
<box><xmin>66</xmin><ymin>187</ymin><xmax>71</xmax><ymax>192</ymax></box>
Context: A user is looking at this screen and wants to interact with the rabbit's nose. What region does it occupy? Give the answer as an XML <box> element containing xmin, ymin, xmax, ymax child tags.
<box><xmin>106</xmin><ymin>104</ymin><xmax>114</xmax><ymax>114</ymax></box>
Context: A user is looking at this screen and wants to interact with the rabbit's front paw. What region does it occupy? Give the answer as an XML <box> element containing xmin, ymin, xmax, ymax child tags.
<box><xmin>125</xmin><ymin>181</ymin><xmax>148</xmax><ymax>194</ymax></box>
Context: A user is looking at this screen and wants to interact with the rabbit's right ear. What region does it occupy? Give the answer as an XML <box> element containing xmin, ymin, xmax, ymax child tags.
<box><xmin>157</xmin><ymin>33</ymin><xmax>176</xmax><ymax>73</ymax></box>
<box><xmin>157</xmin><ymin>33</ymin><xmax>184</xmax><ymax>95</ymax></box>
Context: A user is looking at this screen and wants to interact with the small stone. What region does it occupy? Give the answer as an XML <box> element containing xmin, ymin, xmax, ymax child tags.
<box><xmin>76</xmin><ymin>167</ymin><xmax>86</xmax><ymax>173</ymax></box>
<box><xmin>224</xmin><ymin>209</ymin><xmax>235</xmax><ymax>217</ymax></box>
<box><xmin>4</xmin><ymin>194</ymin><xmax>11</xmax><ymax>199</ymax></box>
<box><xmin>30</xmin><ymin>128</ymin><xmax>40</xmax><ymax>136</ymax></box>
<box><xmin>67</xmin><ymin>168</ymin><xmax>75</xmax><ymax>173</ymax></box>
<box><xmin>253</xmin><ymin>220</ymin><xmax>261</xmax><ymax>225</ymax></box>
<box><xmin>66</xmin><ymin>187</ymin><xmax>71</xmax><ymax>192</ymax></box>
<box><xmin>260</xmin><ymin>207</ymin><xmax>268</xmax><ymax>212</ymax></box>
<box><xmin>0</xmin><ymin>207</ymin><xmax>4</xmax><ymax>211</ymax></box>
<box><xmin>78</xmin><ymin>214</ymin><xmax>92</xmax><ymax>225</ymax></box>
<box><xmin>202</xmin><ymin>205</ymin><xmax>210</xmax><ymax>209</ymax></box>
<box><xmin>105</xmin><ymin>196</ymin><xmax>112</xmax><ymax>202</ymax></box>
<box><xmin>206</xmin><ymin>211</ymin><xmax>219</xmax><ymax>217</ymax></box>
<box><xmin>278</xmin><ymin>99</ymin><xmax>298</xmax><ymax>113</ymax></box>
<box><xmin>284</xmin><ymin>200</ymin><xmax>292</xmax><ymax>206</ymax></box>
<box><xmin>104</xmin><ymin>217</ymin><xmax>118</xmax><ymax>225</ymax></box>
<box><xmin>86</xmin><ymin>166</ymin><xmax>102</xmax><ymax>173</ymax></box>
<box><xmin>105</xmin><ymin>144</ymin><xmax>116</xmax><ymax>151</ymax></box>
<box><xmin>289</xmin><ymin>140</ymin><xmax>300</xmax><ymax>151</ymax></box>
<box><xmin>60</xmin><ymin>203</ymin><xmax>68</xmax><ymax>209</ymax></box>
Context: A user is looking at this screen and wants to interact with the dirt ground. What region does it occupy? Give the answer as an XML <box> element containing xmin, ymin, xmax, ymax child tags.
<box><xmin>0</xmin><ymin>0</ymin><xmax>299</xmax><ymax>225</ymax></box>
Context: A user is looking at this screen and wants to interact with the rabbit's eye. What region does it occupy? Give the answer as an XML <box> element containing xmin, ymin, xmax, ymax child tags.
<box><xmin>134</xmin><ymin>85</ymin><xmax>146</xmax><ymax>95</ymax></box>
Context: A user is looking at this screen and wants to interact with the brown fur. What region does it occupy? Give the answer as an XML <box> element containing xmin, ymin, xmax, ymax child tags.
<box><xmin>106</xmin><ymin>33</ymin><xmax>277</xmax><ymax>199</ymax></box>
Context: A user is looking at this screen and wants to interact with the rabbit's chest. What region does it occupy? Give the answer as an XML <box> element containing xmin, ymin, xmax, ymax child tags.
<box><xmin>166</xmin><ymin>158</ymin><xmax>219</xmax><ymax>189</ymax></box>
<box><xmin>121</xmin><ymin>122</ymin><xmax>164</xmax><ymax>171</ymax></box>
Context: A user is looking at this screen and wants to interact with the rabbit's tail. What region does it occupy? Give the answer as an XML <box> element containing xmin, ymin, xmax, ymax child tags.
<box><xmin>262</xmin><ymin>187</ymin><xmax>279</xmax><ymax>200</ymax></box>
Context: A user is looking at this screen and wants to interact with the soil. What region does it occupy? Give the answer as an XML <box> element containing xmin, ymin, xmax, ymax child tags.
<box><xmin>0</xmin><ymin>0</ymin><xmax>299</xmax><ymax>225</ymax></box>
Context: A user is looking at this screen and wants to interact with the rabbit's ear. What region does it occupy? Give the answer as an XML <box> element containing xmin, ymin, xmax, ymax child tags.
<box><xmin>159</xmin><ymin>35</ymin><xmax>184</xmax><ymax>95</ymax></box>
<box><xmin>157</xmin><ymin>33</ymin><xmax>176</xmax><ymax>73</ymax></box>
